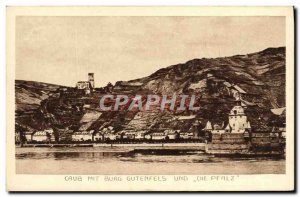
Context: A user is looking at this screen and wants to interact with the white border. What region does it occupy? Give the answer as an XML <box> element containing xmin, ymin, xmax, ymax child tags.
<box><xmin>1</xmin><ymin>1</ymin><xmax>298</xmax><ymax>195</ymax></box>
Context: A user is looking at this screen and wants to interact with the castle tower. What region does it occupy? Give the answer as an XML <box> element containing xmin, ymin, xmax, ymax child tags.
<box><xmin>204</xmin><ymin>121</ymin><xmax>213</xmax><ymax>130</ymax></box>
<box><xmin>88</xmin><ymin>73</ymin><xmax>94</xmax><ymax>89</ymax></box>
<box><xmin>228</xmin><ymin>100</ymin><xmax>248</xmax><ymax>133</ymax></box>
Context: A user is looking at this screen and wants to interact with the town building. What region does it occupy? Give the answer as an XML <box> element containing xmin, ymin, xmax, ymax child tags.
<box><xmin>144</xmin><ymin>134</ymin><xmax>152</xmax><ymax>140</ymax></box>
<box><xmin>58</xmin><ymin>129</ymin><xmax>73</xmax><ymax>142</ymax></box>
<box><xmin>93</xmin><ymin>131</ymin><xmax>104</xmax><ymax>141</ymax></box>
<box><xmin>32</xmin><ymin>130</ymin><xmax>51</xmax><ymax>142</ymax></box>
<box><xmin>190</xmin><ymin>120</ymin><xmax>203</xmax><ymax>138</ymax></box>
<box><xmin>44</xmin><ymin>128</ymin><xmax>54</xmax><ymax>134</ymax></box>
<box><xmin>72</xmin><ymin>131</ymin><xmax>93</xmax><ymax>141</ymax></box>
<box><xmin>165</xmin><ymin>130</ymin><xmax>180</xmax><ymax>140</ymax></box>
<box><xmin>151</xmin><ymin>132</ymin><xmax>167</xmax><ymax>140</ymax></box>
<box><xmin>124</xmin><ymin>131</ymin><xmax>136</xmax><ymax>140</ymax></box>
<box><xmin>270</xmin><ymin>107</ymin><xmax>286</xmax><ymax>139</ymax></box>
<box><xmin>103</xmin><ymin>133</ymin><xmax>120</xmax><ymax>141</ymax></box>
<box><xmin>180</xmin><ymin>131</ymin><xmax>194</xmax><ymax>139</ymax></box>
<box><xmin>15</xmin><ymin>131</ymin><xmax>21</xmax><ymax>144</ymax></box>
<box><xmin>135</xmin><ymin>130</ymin><xmax>148</xmax><ymax>140</ymax></box>
<box><xmin>100</xmin><ymin>126</ymin><xmax>119</xmax><ymax>141</ymax></box>
<box><xmin>203</xmin><ymin>121</ymin><xmax>221</xmax><ymax>132</ymax></box>
<box><xmin>24</xmin><ymin>131</ymin><xmax>34</xmax><ymax>142</ymax></box>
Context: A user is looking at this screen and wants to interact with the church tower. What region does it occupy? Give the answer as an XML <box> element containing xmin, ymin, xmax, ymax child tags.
<box><xmin>228</xmin><ymin>99</ymin><xmax>249</xmax><ymax>133</ymax></box>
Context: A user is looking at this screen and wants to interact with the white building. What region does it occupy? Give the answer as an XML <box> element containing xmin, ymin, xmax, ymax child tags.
<box><xmin>32</xmin><ymin>131</ymin><xmax>50</xmax><ymax>142</ymax></box>
<box><xmin>93</xmin><ymin>132</ymin><xmax>103</xmax><ymax>141</ymax></box>
<box><xmin>103</xmin><ymin>133</ymin><xmax>120</xmax><ymax>141</ymax></box>
<box><xmin>151</xmin><ymin>132</ymin><xmax>167</xmax><ymax>140</ymax></box>
<box><xmin>228</xmin><ymin>100</ymin><xmax>250</xmax><ymax>133</ymax></box>
<box><xmin>144</xmin><ymin>134</ymin><xmax>152</xmax><ymax>140</ymax></box>
<box><xmin>72</xmin><ymin>131</ymin><xmax>93</xmax><ymax>141</ymax></box>
<box><xmin>124</xmin><ymin>131</ymin><xmax>136</xmax><ymax>139</ymax></box>
<box><xmin>58</xmin><ymin>129</ymin><xmax>73</xmax><ymax>142</ymax></box>
<box><xmin>135</xmin><ymin>130</ymin><xmax>148</xmax><ymax>140</ymax></box>
<box><xmin>180</xmin><ymin>131</ymin><xmax>194</xmax><ymax>139</ymax></box>
<box><xmin>44</xmin><ymin>128</ymin><xmax>54</xmax><ymax>135</ymax></box>
<box><xmin>24</xmin><ymin>131</ymin><xmax>34</xmax><ymax>142</ymax></box>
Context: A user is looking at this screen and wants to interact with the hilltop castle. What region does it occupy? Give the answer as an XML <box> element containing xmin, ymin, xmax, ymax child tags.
<box><xmin>76</xmin><ymin>73</ymin><xmax>94</xmax><ymax>94</ymax></box>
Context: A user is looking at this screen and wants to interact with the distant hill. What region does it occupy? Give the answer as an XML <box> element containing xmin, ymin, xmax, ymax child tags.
<box><xmin>15</xmin><ymin>80</ymin><xmax>66</xmax><ymax>131</ymax></box>
<box><xmin>15</xmin><ymin>47</ymin><xmax>286</xmax><ymax>134</ymax></box>
<box><xmin>15</xmin><ymin>80</ymin><xmax>64</xmax><ymax>112</ymax></box>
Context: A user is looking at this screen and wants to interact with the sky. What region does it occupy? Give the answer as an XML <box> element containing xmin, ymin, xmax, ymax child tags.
<box><xmin>16</xmin><ymin>16</ymin><xmax>285</xmax><ymax>87</ymax></box>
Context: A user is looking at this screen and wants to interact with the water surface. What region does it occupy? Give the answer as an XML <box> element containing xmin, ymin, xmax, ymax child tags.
<box><xmin>16</xmin><ymin>147</ymin><xmax>285</xmax><ymax>175</ymax></box>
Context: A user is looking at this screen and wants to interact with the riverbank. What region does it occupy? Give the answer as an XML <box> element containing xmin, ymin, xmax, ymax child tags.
<box><xmin>19</xmin><ymin>142</ymin><xmax>206</xmax><ymax>149</ymax></box>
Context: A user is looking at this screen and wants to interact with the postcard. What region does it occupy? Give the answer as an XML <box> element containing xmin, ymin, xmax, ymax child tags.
<box><xmin>6</xmin><ymin>6</ymin><xmax>294</xmax><ymax>191</ymax></box>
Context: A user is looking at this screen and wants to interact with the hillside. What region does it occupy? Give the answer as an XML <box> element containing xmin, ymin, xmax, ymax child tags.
<box><xmin>15</xmin><ymin>47</ymin><xmax>286</xmax><ymax>135</ymax></box>
<box><xmin>15</xmin><ymin>80</ymin><xmax>66</xmax><ymax>131</ymax></box>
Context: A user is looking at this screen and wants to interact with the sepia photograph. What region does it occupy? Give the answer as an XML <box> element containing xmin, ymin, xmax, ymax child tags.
<box><xmin>6</xmin><ymin>6</ymin><xmax>294</xmax><ymax>191</ymax></box>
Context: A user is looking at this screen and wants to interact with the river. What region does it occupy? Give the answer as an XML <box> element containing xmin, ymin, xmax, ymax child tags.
<box><xmin>16</xmin><ymin>147</ymin><xmax>285</xmax><ymax>175</ymax></box>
